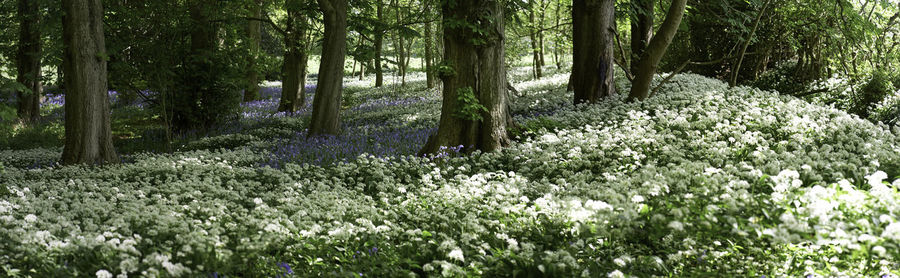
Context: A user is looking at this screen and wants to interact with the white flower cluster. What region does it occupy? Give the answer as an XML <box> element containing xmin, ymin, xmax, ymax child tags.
<box><xmin>1</xmin><ymin>71</ymin><xmax>900</xmax><ymax>277</ymax></box>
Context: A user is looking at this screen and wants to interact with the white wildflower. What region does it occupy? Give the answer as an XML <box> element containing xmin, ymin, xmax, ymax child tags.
<box><xmin>96</xmin><ymin>270</ymin><xmax>113</xmax><ymax>278</ymax></box>
<box><xmin>608</xmin><ymin>270</ymin><xmax>625</xmax><ymax>278</ymax></box>
<box><xmin>448</xmin><ymin>248</ymin><xmax>465</xmax><ymax>262</ymax></box>
<box><xmin>881</xmin><ymin>222</ymin><xmax>900</xmax><ymax>241</ymax></box>
<box><xmin>631</xmin><ymin>195</ymin><xmax>645</xmax><ymax>203</ymax></box>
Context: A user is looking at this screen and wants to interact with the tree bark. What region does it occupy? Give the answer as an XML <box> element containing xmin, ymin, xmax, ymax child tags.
<box><xmin>244</xmin><ymin>0</ymin><xmax>262</xmax><ymax>102</ymax></box>
<box><xmin>630</xmin><ymin>0</ymin><xmax>653</xmax><ymax>74</ymax></box>
<box><xmin>374</xmin><ymin>0</ymin><xmax>385</xmax><ymax>87</ymax></box>
<box><xmin>61</xmin><ymin>0</ymin><xmax>118</xmax><ymax>165</ymax></box>
<box><xmin>16</xmin><ymin>0</ymin><xmax>42</xmax><ymax>122</ymax></box>
<box><xmin>571</xmin><ymin>0</ymin><xmax>617</xmax><ymax>104</ymax></box>
<box><xmin>359</xmin><ymin>58</ymin><xmax>366</xmax><ymax>80</ymax></box>
<box><xmin>278</xmin><ymin>1</ymin><xmax>309</xmax><ymax>113</ymax></box>
<box><xmin>628</xmin><ymin>0</ymin><xmax>687</xmax><ymax>101</ymax></box>
<box><xmin>419</xmin><ymin>0</ymin><xmax>512</xmax><ymax>155</ymax></box>
<box><xmin>308</xmin><ymin>0</ymin><xmax>348</xmax><ymax>136</ymax></box>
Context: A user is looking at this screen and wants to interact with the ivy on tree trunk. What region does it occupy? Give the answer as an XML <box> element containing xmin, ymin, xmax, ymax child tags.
<box><xmin>419</xmin><ymin>0</ymin><xmax>513</xmax><ymax>155</ymax></box>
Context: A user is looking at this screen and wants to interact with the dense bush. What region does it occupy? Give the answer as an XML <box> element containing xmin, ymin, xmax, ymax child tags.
<box><xmin>851</xmin><ymin>72</ymin><xmax>895</xmax><ymax>119</ymax></box>
<box><xmin>1</xmin><ymin>72</ymin><xmax>899</xmax><ymax>277</ymax></box>
<box><xmin>751</xmin><ymin>61</ymin><xmax>808</xmax><ymax>95</ymax></box>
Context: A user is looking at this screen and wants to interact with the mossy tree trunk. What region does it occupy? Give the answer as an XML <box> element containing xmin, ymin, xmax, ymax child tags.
<box><xmin>571</xmin><ymin>0</ymin><xmax>616</xmax><ymax>104</ymax></box>
<box><xmin>419</xmin><ymin>0</ymin><xmax>512</xmax><ymax>155</ymax></box>
<box><xmin>308</xmin><ymin>0</ymin><xmax>348</xmax><ymax>136</ymax></box>
<box><xmin>61</xmin><ymin>0</ymin><xmax>118</xmax><ymax>165</ymax></box>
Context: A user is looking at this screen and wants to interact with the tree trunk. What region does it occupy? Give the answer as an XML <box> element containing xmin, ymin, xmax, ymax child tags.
<box><xmin>425</xmin><ymin>16</ymin><xmax>435</xmax><ymax>88</ymax></box>
<box><xmin>529</xmin><ymin>4</ymin><xmax>542</xmax><ymax>79</ymax></box>
<box><xmin>538</xmin><ymin>2</ymin><xmax>546</xmax><ymax>69</ymax></box>
<box><xmin>359</xmin><ymin>59</ymin><xmax>366</xmax><ymax>80</ymax></box>
<box><xmin>308</xmin><ymin>0</ymin><xmax>348</xmax><ymax>136</ymax></box>
<box><xmin>173</xmin><ymin>0</ymin><xmax>221</xmax><ymax>130</ymax></box>
<box><xmin>61</xmin><ymin>0</ymin><xmax>118</xmax><ymax>165</ymax></box>
<box><xmin>571</xmin><ymin>0</ymin><xmax>616</xmax><ymax>104</ymax></box>
<box><xmin>244</xmin><ymin>0</ymin><xmax>262</xmax><ymax>102</ymax></box>
<box><xmin>630</xmin><ymin>0</ymin><xmax>653</xmax><ymax>74</ymax></box>
<box><xmin>396</xmin><ymin>4</ymin><xmax>407</xmax><ymax>86</ymax></box>
<box><xmin>628</xmin><ymin>0</ymin><xmax>687</xmax><ymax>101</ymax></box>
<box><xmin>278</xmin><ymin>2</ymin><xmax>309</xmax><ymax>113</ymax></box>
<box><xmin>419</xmin><ymin>0</ymin><xmax>512</xmax><ymax>155</ymax></box>
<box><xmin>374</xmin><ymin>1</ymin><xmax>384</xmax><ymax>87</ymax></box>
<box><xmin>554</xmin><ymin>0</ymin><xmax>562</xmax><ymax>70</ymax></box>
<box><xmin>16</xmin><ymin>0</ymin><xmax>42</xmax><ymax>122</ymax></box>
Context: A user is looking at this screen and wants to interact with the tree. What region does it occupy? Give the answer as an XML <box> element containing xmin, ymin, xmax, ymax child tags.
<box><xmin>374</xmin><ymin>0</ymin><xmax>385</xmax><ymax>87</ymax></box>
<box><xmin>628</xmin><ymin>0</ymin><xmax>687</xmax><ymax>101</ymax></box>
<box><xmin>571</xmin><ymin>0</ymin><xmax>616</xmax><ymax>104</ymax></box>
<box><xmin>529</xmin><ymin>0</ymin><xmax>543</xmax><ymax>79</ymax></box>
<box><xmin>424</xmin><ymin>5</ymin><xmax>436</xmax><ymax>88</ymax></box>
<box><xmin>308</xmin><ymin>0</ymin><xmax>348</xmax><ymax>136</ymax></box>
<box><xmin>277</xmin><ymin>0</ymin><xmax>311</xmax><ymax>113</ymax></box>
<box><xmin>60</xmin><ymin>0</ymin><xmax>118</xmax><ymax>165</ymax></box>
<box><xmin>244</xmin><ymin>0</ymin><xmax>263</xmax><ymax>102</ymax></box>
<box><xmin>630</xmin><ymin>0</ymin><xmax>653</xmax><ymax>74</ymax></box>
<box><xmin>16</xmin><ymin>0</ymin><xmax>42</xmax><ymax>122</ymax></box>
<box><xmin>419</xmin><ymin>0</ymin><xmax>512</xmax><ymax>155</ymax></box>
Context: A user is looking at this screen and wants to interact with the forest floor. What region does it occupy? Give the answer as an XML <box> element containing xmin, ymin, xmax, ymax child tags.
<box><xmin>2</xmin><ymin>67</ymin><xmax>900</xmax><ymax>277</ymax></box>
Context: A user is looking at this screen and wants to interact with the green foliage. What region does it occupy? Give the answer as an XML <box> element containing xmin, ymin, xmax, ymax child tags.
<box><xmin>751</xmin><ymin>61</ymin><xmax>808</xmax><ymax>95</ymax></box>
<box><xmin>852</xmin><ymin>71</ymin><xmax>895</xmax><ymax>118</ymax></box>
<box><xmin>436</xmin><ymin>62</ymin><xmax>457</xmax><ymax>79</ymax></box>
<box><xmin>453</xmin><ymin>87</ymin><xmax>487</xmax><ymax>121</ymax></box>
<box><xmin>181</xmin><ymin>133</ymin><xmax>259</xmax><ymax>151</ymax></box>
<box><xmin>0</xmin><ymin>103</ymin><xmax>14</xmax><ymax>123</ymax></box>
<box><xmin>509</xmin><ymin>117</ymin><xmax>565</xmax><ymax>139</ymax></box>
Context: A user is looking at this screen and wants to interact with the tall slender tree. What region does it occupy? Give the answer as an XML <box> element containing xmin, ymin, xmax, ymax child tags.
<box><xmin>571</xmin><ymin>0</ymin><xmax>616</xmax><ymax>104</ymax></box>
<box><xmin>628</xmin><ymin>0</ymin><xmax>687</xmax><ymax>101</ymax></box>
<box><xmin>374</xmin><ymin>0</ymin><xmax>385</xmax><ymax>87</ymax></box>
<box><xmin>16</xmin><ymin>0</ymin><xmax>42</xmax><ymax>122</ymax></box>
<box><xmin>529</xmin><ymin>0</ymin><xmax>543</xmax><ymax>79</ymax></box>
<box><xmin>308</xmin><ymin>0</ymin><xmax>348</xmax><ymax>136</ymax></box>
<box><xmin>419</xmin><ymin>0</ymin><xmax>512</xmax><ymax>154</ymax></box>
<box><xmin>60</xmin><ymin>0</ymin><xmax>118</xmax><ymax>165</ymax></box>
<box><xmin>424</xmin><ymin>9</ymin><xmax>436</xmax><ymax>88</ymax></box>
